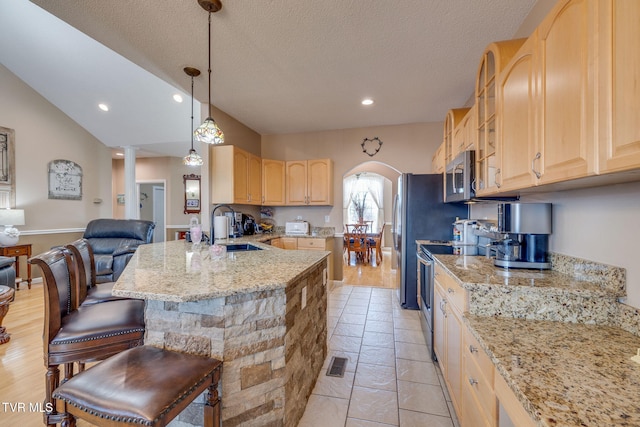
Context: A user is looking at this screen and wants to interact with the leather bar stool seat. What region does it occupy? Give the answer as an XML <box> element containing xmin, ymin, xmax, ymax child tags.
<box><xmin>53</xmin><ymin>345</ymin><xmax>222</xmax><ymax>427</ymax></box>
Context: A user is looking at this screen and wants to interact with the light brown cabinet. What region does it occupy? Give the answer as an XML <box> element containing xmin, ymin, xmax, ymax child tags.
<box><xmin>475</xmin><ymin>39</ymin><xmax>526</xmax><ymax>195</ymax></box>
<box><xmin>461</xmin><ymin>328</ymin><xmax>497</xmax><ymax>427</ymax></box>
<box><xmin>210</xmin><ymin>145</ymin><xmax>262</xmax><ymax>205</ymax></box>
<box><xmin>432</xmin><ymin>143</ymin><xmax>445</xmax><ymax>174</ymax></box>
<box><xmin>597</xmin><ymin>0</ymin><xmax>640</xmax><ymax>174</ymax></box>
<box><xmin>535</xmin><ymin>0</ymin><xmax>597</xmax><ymax>184</ymax></box>
<box><xmin>262</xmin><ymin>159</ymin><xmax>286</xmax><ymax>205</ymax></box>
<box><xmin>433</xmin><ymin>264</ymin><xmax>466</xmax><ymax>421</ymax></box>
<box><xmin>285</xmin><ymin>159</ymin><xmax>333</xmax><ymax>206</ymax></box>
<box><xmin>444</xmin><ymin>108</ymin><xmax>470</xmax><ymax>163</ymax></box>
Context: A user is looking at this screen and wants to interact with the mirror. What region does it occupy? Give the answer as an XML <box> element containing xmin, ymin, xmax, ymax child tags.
<box><xmin>183</xmin><ymin>174</ymin><xmax>201</xmax><ymax>214</ymax></box>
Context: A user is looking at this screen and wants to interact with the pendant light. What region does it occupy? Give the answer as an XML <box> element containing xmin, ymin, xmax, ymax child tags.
<box><xmin>194</xmin><ymin>0</ymin><xmax>224</xmax><ymax>145</ymax></box>
<box><xmin>183</xmin><ymin>67</ymin><xmax>204</xmax><ymax>166</ymax></box>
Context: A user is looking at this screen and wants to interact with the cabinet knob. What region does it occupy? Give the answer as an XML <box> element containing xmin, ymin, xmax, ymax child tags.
<box><xmin>468</xmin><ymin>378</ymin><xmax>478</xmax><ymax>386</ymax></box>
<box><xmin>447</xmin><ymin>287</ymin><xmax>454</xmax><ymax>294</ymax></box>
<box><xmin>469</xmin><ymin>345</ymin><xmax>478</xmax><ymax>354</ymax></box>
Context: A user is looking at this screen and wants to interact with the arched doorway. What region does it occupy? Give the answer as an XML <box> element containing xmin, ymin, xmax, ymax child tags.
<box><xmin>342</xmin><ymin>162</ymin><xmax>400</xmax><ymax>287</ymax></box>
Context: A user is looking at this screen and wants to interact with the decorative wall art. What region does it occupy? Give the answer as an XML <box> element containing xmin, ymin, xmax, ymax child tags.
<box><xmin>48</xmin><ymin>159</ymin><xmax>83</xmax><ymax>200</ymax></box>
<box><xmin>0</xmin><ymin>126</ymin><xmax>16</xmax><ymax>208</ymax></box>
<box><xmin>361</xmin><ymin>137</ymin><xmax>383</xmax><ymax>157</ymax></box>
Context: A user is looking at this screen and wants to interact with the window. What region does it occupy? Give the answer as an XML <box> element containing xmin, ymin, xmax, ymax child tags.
<box><xmin>343</xmin><ymin>173</ymin><xmax>384</xmax><ymax>232</ymax></box>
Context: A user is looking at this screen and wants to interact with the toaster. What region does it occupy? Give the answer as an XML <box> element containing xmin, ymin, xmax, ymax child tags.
<box><xmin>285</xmin><ymin>221</ymin><xmax>310</xmax><ymax>235</ymax></box>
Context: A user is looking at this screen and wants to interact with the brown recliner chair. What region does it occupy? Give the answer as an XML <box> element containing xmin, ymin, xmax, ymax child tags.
<box><xmin>29</xmin><ymin>248</ymin><xmax>145</xmax><ymax>426</ymax></box>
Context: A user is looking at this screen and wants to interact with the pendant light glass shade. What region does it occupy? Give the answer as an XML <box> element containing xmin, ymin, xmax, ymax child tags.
<box><xmin>195</xmin><ymin>0</ymin><xmax>224</xmax><ymax>144</ymax></box>
<box><xmin>183</xmin><ymin>67</ymin><xmax>204</xmax><ymax>166</ymax></box>
<box><xmin>194</xmin><ymin>117</ymin><xmax>224</xmax><ymax>144</ymax></box>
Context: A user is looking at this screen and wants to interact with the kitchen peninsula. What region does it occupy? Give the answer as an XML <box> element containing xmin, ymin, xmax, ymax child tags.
<box><xmin>113</xmin><ymin>239</ymin><xmax>330</xmax><ymax>427</ymax></box>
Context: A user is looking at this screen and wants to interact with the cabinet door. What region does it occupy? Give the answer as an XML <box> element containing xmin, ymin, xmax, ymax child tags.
<box><xmin>233</xmin><ymin>148</ymin><xmax>250</xmax><ymax>203</ymax></box>
<box><xmin>285</xmin><ymin>161</ymin><xmax>307</xmax><ymax>205</ymax></box>
<box><xmin>307</xmin><ymin>159</ymin><xmax>333</xmax><ymax>205</ymax></box>
<box><xmin>281</xmin><ymin>237</ymin><xmax>298</xmax><ymax>250</ymax></box>
<box><xmin>248</xmin><ymin>153</ymin><xmax>262</xmax><ymax>205</ymax></box>
<box><xmin>262</xmin><ymin>159</ymin><xmax>286</xmax><ymax>205</ymax></box>
<box><xmin>270</xmin><ymin>237</ymin><xmax>283</xmax><ymax>248</ymax></box>
<box><xmin>598</xmin><ymin>0</ymin><xmax>640</xmax><ymax>173</ymax></box>
<box><xmin>433</xmin><ymin>282</ymin><xmax>446</xmax><ymax>366</ymax></box>
<box><xmin>498</xmin><ymin>35</ymin><xmax>538</xmax><ymax>191</ymax></box>
<box><xmin>445</xmin><ymin>305</ymin><xmax>463</xmax><ymax>419</ymax></box>
<box><xmin>537</xmin><ymin>0</ymin><xmax>596</xmax><ymax>184</ymax></box>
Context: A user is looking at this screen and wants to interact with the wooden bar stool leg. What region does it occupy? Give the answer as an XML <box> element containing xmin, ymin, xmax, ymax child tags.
<box><xmin>45</xmin><ymin>365</ymin><xmax>60</xmax><ymax>427</ymax></box>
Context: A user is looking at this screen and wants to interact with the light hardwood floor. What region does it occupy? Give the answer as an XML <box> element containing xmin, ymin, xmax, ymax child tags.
<box><xmin>342</xmin><ymin>247</ymin><xmax>396</xmax><ymax>289</ymax></box>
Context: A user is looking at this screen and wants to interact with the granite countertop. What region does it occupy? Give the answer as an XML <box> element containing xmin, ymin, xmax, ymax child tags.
<box><xmin>434</xmin><ymin>254</ymin><xmax>615</xmax><ymax>297</ymax></box>
<box><xmin>113</xmin><ymin>239</ymin><xmax>329</xmax><ymax>303</ymax></box>
<box><xmin>466</xmin><ymin>315</ymin><xmax>640</xmax><ymax>427</ymax></box>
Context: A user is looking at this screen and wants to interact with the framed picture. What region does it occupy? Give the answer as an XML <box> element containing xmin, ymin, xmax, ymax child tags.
<box><xmin>48</xmin><ymin>159</ymin><xmax>82</xmax><ymax>200</ymax></box>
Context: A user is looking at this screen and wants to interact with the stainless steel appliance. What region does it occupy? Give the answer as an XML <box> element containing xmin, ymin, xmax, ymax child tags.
<box><xmin>392</xmin><ymin>174</ymin><xmax>467</xmax><ymax>309</ymax></box>
<box><xmin>417</xmin><ymin>242</ymin><xmax>456</xmax><ymax>361</ymax></box>
<box><xmin>453</xmin><ymin>218</ymin><xmax>478</xmax><ymax>255</ymax></box>
<box><xmin>444</xmin><ymin>150</ymin><xmax>475</xmax><ymax>203</ymax></box>
<box><xmin>492</xmin><ymin>202</ymin><xmax>552</xmax><ymax>269</ymax></box>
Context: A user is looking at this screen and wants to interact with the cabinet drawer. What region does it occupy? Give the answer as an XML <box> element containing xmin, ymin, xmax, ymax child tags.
<box><xmin>465</xmin><ymin>329</ymin><xmax>495</xmax><ymax>386</ymax></box>
<box><xmin>3</xmin><ymin>247</ymin><xmax>28</xmax><ymax>257</ymax></box>
<box><xmin>434</xmin><ymin>264</ymin><xmax>467</xmax><ymax>313</ymax></box>
<box><xmin>462</xmin><ymin>377</ymin><xmax>495</xmax><ymax>427</ymax></box>
<box><xmin>464</xmin><ymin>344</ymin><xmax>497</xmax><ymax>423</ymax></box>
<box><xmin>281</xmin><ymin>237</ymin><xmax>298</xmax><ymax>250</ymax></box>
<box><xmin>297</xmin><ymin>238</ymin><xmax>326</xmax><ymax>250</ymax></box>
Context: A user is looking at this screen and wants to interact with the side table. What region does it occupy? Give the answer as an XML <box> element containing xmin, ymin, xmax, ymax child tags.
<box><xmin>0</xmin><ymin>244</ymin><xmax>32</xmax><ymax>290</ymax></box>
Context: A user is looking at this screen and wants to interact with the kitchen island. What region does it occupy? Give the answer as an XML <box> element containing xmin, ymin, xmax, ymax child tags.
<box><xmin>114</xmin><ymin>239</ymin><xmax>330</xmax><ymax>427</ymax></box>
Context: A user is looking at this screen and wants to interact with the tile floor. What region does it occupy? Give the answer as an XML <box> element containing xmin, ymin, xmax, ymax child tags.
<box><xmin>298</xmin><ymin>285</ymin><xmax>460</xmax><ymax>427</ymax></box>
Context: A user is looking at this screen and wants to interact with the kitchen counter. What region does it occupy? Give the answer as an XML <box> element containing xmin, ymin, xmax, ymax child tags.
<box><xmin>430</xmin><ymin>252</ymin><xmax>636</xmax><ymax>426</ymax></box>
<box><xmin>466</xmin><ymin>315</ymin><xmax>640</xmax><ymax>427</ymax></box>
<box><xmin>113</xmin><ymin>239</ymin><xmax>330</xmax><ymax>426</ymax></box>
<box><xmin>434</xmin><ymin>254</ymin><xmax>622</xmax><ymax>324</ymax></box>
<box><xmin>114</xmin><ymin>239</ymin><xmax>329</xmax><ymax>302</ymax></box>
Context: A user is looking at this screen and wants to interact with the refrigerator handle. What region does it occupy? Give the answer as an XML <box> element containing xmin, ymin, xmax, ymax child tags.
<box><xmin>392</xmin><ymin>194</ymin><xmax>399</xmax><ymax>251</ymax></box>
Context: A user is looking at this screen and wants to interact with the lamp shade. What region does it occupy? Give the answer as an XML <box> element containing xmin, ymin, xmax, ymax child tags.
<box><xmin>0</xmin><ymin>209</ymin><xmax>25</xmax><ymax>226</ymax></box>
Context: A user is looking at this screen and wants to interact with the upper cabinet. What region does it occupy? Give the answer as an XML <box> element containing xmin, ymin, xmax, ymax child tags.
<box><xmin>498</xmin><ymin>0</ymin><xmax>598</xmax><ymax>192</ymax></box>
<box><xmin>432</xmin><ymin>143</ymin><xmax>446</xmax><ymax>174</ymax></box>
<box><xmin>286</xmin><ymin>159</ymin><xmax>333</xmax><ymax>206</ymax></box>
<box><xmin>597</xmin><ymin>0</ymin><xmax>640</xmax><ymax>173</ymax></box>
<box><xmin>444</xmin><ymin>108</ymin><xmax>470</xmax><ymax>164</ymax></box>
<box><xmin>535</xmin><ymin>0</ymin><xmax>597</xmax><ymax>184</ymax></box>
<box><xmin>210</xmin><ymin>145</ymin><xmax>262</xmax><ymax>205</ymax></box>
<box><xmin>262</xmin><ymin>159</ymin><xmax>286</xmax><ymax>206</ymax></box>
<box><xmin>475</xmin><ymin>38</ymin><xmax>526</xmax><ymax>195</ymax></box>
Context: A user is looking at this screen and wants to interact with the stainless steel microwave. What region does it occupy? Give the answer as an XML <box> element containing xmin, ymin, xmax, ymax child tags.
<box><xmin>444</xmin><ymin>150</ymin><xmax>475</xmax><ymax>203</ymax></box>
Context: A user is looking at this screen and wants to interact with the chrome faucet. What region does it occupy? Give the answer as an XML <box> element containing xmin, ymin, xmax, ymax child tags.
<box><xmin>211</xmin><ymin>204</ymin><xmax>236</xmax><ymax>241</ymax></box>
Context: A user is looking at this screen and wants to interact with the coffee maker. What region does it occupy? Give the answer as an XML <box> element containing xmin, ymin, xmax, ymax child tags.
<box><xmin>492</xmin><ymin>202</ymin><xmax>552</xmax><ymax>269</ymax></box>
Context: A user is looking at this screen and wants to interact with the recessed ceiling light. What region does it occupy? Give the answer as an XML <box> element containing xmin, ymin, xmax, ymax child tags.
<box><xmin>173</xmin><ymin>94</ymin><xmax>183</xmax><ymax>103</ymax></box>
<box><xmin>115</xmin><ymin>152</ymin><xmax>124</xmax><ymax>156</ymax></box>
<box><xmin>361</xmin><ymin>98</ymin><xmax>374</xmax><ymax>106</ymax></box>
<box><xmin>98</xmin><ymin>103</ymin><xmax>109</xmax><ymax>112</ymax></box>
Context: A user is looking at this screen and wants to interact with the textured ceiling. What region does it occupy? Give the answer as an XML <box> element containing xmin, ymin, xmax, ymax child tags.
<box><xmin>1</xmin><ymin>0</ymin><xmax>538</xmax><ymax>157</ymax></box>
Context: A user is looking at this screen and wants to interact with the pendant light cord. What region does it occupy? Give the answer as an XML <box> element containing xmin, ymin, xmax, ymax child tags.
<box><xmin>207</xmin><ymin>11</ymin><xmax>212</xmax><ymax>118</ymax></box>
<box><xmin>190</xmin><ymin>74</ymin><xmax>195</xmax><ymax>150</ymax></box>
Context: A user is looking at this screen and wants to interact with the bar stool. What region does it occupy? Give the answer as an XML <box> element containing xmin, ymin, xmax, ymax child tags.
<box><xmin>0</xmin><ymin>285</ymin><xmax>14</xmax><ymax>344</ymax></box>
<box><xmin>53</xmin><ymin>345</ymin><xmax>222</xmax><ymax>427</ymax></box>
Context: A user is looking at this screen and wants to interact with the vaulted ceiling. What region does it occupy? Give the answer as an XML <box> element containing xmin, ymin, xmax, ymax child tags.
<box><xmin>1</xmin><ymin>0</ymin><xmax>540</xmax><ymax>157</ymax></box>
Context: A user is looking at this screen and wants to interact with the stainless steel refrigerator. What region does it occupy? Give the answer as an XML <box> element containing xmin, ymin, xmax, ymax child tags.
<box><xmin>392</xmin><ymin>174</ymin><xmax>468</xmax><ymax>309</ymax></box>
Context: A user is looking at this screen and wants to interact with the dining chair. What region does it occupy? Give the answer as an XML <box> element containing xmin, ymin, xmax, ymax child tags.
<box><xmin>368</xmin><ymin>223</ymin><xmax>385</xmax><ymax>265</ymax></box>
<box><xmin>345</xmin><ymin>230</ymin><xmax>369</xmax><ymax>264</ymax></box>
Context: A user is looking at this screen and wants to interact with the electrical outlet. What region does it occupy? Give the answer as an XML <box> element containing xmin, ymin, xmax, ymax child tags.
<box><xmin>324</xmin><ymin>215</ymin><xmax>330</xmax><ymax>223</ymax></box>
<box><xmin>301</xmin><ymin>286</ymin><xmax>307</xmax><ymax>309</ymax></box>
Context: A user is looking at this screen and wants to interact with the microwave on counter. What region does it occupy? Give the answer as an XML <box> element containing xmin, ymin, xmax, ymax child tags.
<box><xmin>444</xmin><ymin>150</ymin><xmax>475</xmax><ymax>203</ymax></box>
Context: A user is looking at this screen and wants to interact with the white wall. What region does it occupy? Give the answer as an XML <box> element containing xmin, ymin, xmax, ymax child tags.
<box><xmin>471</xmin><ymin>181</ymin><xmax>640</xmax><ymax>309</ymax></box>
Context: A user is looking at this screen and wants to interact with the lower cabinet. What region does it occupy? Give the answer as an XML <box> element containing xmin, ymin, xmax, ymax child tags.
<box><xmin>268</xmin><ymin>237</ymin><xmax>333</xmax><ymax>279</ymax></box>
<box><xmin>462</xmin><ymin>328</ymin><xmax>497</xmax><ymax>427</ymax></box>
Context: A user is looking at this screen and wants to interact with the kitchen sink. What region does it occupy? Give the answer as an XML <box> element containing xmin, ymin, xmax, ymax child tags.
<box><xmin>222</xmin><ymin>243</ymin><xmax>263</xmax><ymax>252</ymax></box>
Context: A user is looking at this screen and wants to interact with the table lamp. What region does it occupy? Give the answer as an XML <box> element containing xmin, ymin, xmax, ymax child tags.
<box><xmin>0</xmin><ymin>209</ymin><xmax>25</xmax><ymax>246</ymax></box>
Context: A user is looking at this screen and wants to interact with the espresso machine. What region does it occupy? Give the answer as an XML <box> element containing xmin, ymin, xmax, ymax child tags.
<box><xmin>492</xmin><ymin>202</ymin><xmax>552</xmax><ymax>269</ymax></box>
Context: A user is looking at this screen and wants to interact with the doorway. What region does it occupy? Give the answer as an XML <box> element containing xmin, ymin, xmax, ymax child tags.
<box><xmin>342</xmin><ymin>162</ymin><xmax>400</xmax><ymax>287</ymax></box>
<box><xmin>137</xmin><ymin>180</ymin><xmax>166</xmax><ymax>243</ymax></box>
